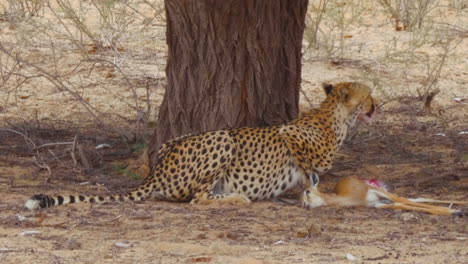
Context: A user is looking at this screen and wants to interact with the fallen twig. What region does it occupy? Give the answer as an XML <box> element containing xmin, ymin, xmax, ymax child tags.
<box><xmin>33</xmin><ymin>141</ymin><xmax>74</xmax><ymax>150</ymax></box>
<box><xmin>0</xmin><ymin>128</ymin><xmax>36</xmax><ymax>148</ymax></box>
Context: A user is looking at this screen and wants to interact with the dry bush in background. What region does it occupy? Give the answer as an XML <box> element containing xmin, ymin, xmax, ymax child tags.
<box><xmin>361</xmin><ymin>21</ymin><xmax>463</xmax><ymax>104</ymax></box>
<box><xmin>303</xmin><ymin>0</ymin><xmax>330</xmax><ymax>50</ymax></box>
<box><xmin>0</xmin><ymin>0</ymin><xmax>166</xmax><ymax>143</ymax></box>
<box><xmin>303</xmin><ymin>0</ymin><xmax>466</xmax><ymax>106</ymax></box>
<box><xmin>0</xmin><ymin>0</ymin><xmax>46</xmax><ymax>21</ymax></box>
<box><xmin>377</xmin><ymin>0</ymin><xmax>437</xmax><ymax>30</ymax></box>
<box><xmin>304</xmin><ymin>0</ymin><xmax>365</xmax><ymax>60</ymax></box>
<box><xmin>449</xmin><ymin>0</ymin><xmax>468</xmax><ymax>10</ymax></box>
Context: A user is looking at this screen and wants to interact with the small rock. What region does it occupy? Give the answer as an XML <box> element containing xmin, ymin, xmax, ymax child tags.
<box><xmin>96</xmin><ymin>143</ymin><xmax>112</xmax><ymax>150</ymax></box>
<box><xmin>400</xmin><ymin>212</ymin><xmax>417</xmax><ymax>222</ymax></box>
<box><xmin>273</xmin><ymin>240</ymin><xmax>286</xmax><ymax>245</ymax></box>
<box><xmin>190</xmin><ymin>257</ymin><xmax>212</xmax><ymax>263</ymax></box>
<box><xmin>15</xmin><ymin>214</ymin><xmax>28</xmax><ymax>221</ymax></box>
<box><xmin>346</xmin><ymin>253</ymin><xmax>359</xmax><ymax>261</ymax></box>
<box><xmin>67</xmin><ymin>239</ymin><xmax>82</xmax><ymax>250</ymax></box>
<box><xmin>19</xmin><ymin>230</ymin><xmax>41</xmax><ymax>236</ymax></box>
<box><xmin>114</xmin><ymin>241</ymin><xmax>133</xmax><ymax>248</ymax></box>
<box><xmin>225</xmin><ymin>231</ymin><xmax>240</xmax><ymax>240</ymax></box>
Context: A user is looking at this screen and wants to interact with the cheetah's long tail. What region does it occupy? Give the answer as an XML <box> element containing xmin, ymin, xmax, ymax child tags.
<box><xmin>24</xmin><ymin>182</ymin><xmax>155</xmax><ymax>210</ymax></box>
<box><xmin>25</xmin><ymin>135</ymin><xmax>191</xmax><ymax>210</ymax></box>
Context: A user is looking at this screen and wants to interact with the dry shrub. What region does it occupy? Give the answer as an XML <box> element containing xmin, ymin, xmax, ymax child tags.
<box><xmin>0</xmin><ymin>1</ymin><xmax>166</xmax><ymax>142</ymax></box>
<box><xmin>377</xmin><ymin>0</ymin><xmax>437</xmax><ymax>31</ymax></box>
<box><xmin>0</xmin><ymin>0</ymin><xmax>45</xmax><ymax>22</ymax></box>
<box><xmin>303</xmin><ymin>0</ymin><xmax>465</xmax><ymax>108</ymax></box>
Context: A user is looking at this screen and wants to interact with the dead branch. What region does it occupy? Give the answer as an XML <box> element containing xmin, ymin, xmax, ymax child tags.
<box><xmin>423</xmin><ymin>88</ymin><xmax>440</xmax><ymax>113</ymax></box>
<box><xmin>0</xmin><ymin>128</ymin><xmax>36</xmax><ymax>149</ymax></box>
<box><xmin>33</xmin><ymin>141</ymin><xmax>74</xmax><ymax>150</ymax></box>
<box><xmin>32</xmin><ymin>155</ymin><xmax>52</xmax><ymax>177</ymax></box>
<box><xmin>77</xmin><ymin>144</ymin><xmax>91</xmax><ymax>168</ymax></box>
<box><xmin>70</xmin><ymin>135</ymin><xmax>78</xmax><ymax>166</ymax></box>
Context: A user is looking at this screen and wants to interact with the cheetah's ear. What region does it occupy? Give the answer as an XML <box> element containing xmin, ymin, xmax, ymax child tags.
<box><xmin>337</xmin><ymin>86</ymin><xmax>351</xmax><ymax>102</ymax></box>
<box><xmin>322</xmin><ymin>83</ymin><xmax>334</xmax><ymax>95</ymax></box>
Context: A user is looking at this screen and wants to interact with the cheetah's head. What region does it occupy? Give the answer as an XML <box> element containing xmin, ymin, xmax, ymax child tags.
<box><xmin>323</xmin><ymin>82</ymin><xmax>377</xmax><ymax>127</ymax></box>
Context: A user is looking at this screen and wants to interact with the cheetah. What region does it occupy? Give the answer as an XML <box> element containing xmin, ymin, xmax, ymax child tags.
<box><xmin>25</xmin><ymin>82</ymin><xmax>376</xmax><ymax>210</ymax></box>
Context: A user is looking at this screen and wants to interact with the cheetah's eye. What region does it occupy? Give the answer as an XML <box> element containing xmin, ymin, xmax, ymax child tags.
<box><xmin>305</xmin><ymin>190</ymin><xmax>311</xmax><ymax>195</ymax></box>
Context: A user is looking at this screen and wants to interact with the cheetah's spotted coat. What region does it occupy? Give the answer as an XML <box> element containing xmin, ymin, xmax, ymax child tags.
<box><xmin>25</xmin><ymin>82</ymin><xmax>376</xmax><ymax>209</ymax></box>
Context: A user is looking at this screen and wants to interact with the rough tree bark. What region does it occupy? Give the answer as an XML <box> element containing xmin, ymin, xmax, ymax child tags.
<box><xmin>148</xmin><ymin>0</ymin><xmax>308</xmax><ymax>170</ymax></box>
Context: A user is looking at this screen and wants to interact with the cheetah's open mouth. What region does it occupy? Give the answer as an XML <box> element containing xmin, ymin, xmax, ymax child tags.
<box><xmin>358</xmin><ymin>104</ymin><xmax>375</xmax><ymax>123</ymax></box>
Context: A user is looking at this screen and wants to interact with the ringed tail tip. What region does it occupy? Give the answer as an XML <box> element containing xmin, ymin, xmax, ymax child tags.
<box><xmin>24</xmin><ymin>194</ymin><xmax>49</xmax><ymax>210</ymax></box>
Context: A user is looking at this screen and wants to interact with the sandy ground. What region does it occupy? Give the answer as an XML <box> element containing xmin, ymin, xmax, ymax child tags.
<box><xmin>1</xmin><ymin>119</ymin><xmax>467</xmax><ymax>264</ymax></box>
<box><xmin>0</xmin><ymin>1</ymin><xmax>467</xmax><ymax>263</ymax></box>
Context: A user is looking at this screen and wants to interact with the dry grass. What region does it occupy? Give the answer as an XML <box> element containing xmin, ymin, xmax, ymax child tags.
<box><xmin>377</xmin><ymin>0</ymin><xmax>437</xmax><ymax>30</ymax></box>
<box><xmin>0</xmin><ymin>0</ymin><xmax>167</xmax><ymax>142</ymax></box>
<box><xmin>0</xmin><ymin>0</ymin><xmax>45</xmax><ymax>22</ymax></box>
<box><xmin>303</xmin><ymin>0</ymin><xmax>466</xmax><ymax>104</ymax></box>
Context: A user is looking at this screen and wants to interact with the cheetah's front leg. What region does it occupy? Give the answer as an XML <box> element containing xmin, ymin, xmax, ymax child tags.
<box><xmin>191</xmin><ymin>191</ymin><xmax>251</xmax><ymax>205</ymax></box>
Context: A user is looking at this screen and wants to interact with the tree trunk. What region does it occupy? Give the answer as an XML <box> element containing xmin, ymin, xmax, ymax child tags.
<box><xmin>148</xmin><ymin>0</ymin><xmax>308</xmax><ymax>170</ymax></box>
